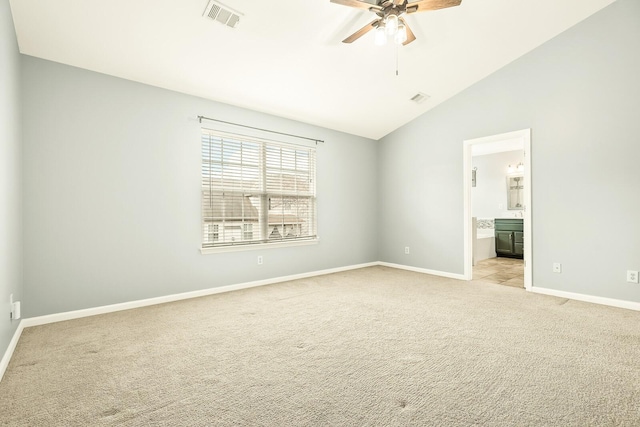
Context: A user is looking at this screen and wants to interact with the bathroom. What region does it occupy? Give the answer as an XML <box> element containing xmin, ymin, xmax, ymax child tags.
<box><xmin>471</xmin><ymin>144</ymin><xmax>525</xmax><ymax>287</ymax></box>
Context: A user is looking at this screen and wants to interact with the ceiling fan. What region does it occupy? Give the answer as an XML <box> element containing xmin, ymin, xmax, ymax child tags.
<box><xmin>331</xmin><ymin>0</ymin><xmax>462</xmax><ymax>46</ymax></box>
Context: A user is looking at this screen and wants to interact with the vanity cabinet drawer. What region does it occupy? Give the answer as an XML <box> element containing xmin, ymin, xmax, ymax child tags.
<box><xmin>494</xmin><ymin>219</ymin><xmax>523</xmax><ymax>232</ymax></box>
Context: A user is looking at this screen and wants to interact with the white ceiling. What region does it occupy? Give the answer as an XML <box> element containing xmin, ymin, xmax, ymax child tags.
<box><xmin>9</xmin><ymin>0</ymin><xmax>616</xmax><ymax>140</ymax></box>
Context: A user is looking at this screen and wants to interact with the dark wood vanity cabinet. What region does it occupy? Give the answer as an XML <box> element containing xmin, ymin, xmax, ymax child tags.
<box><xmin>513</xmin><ymin>231</ymin><xmax>524</xmax><ymax>256</ymax></box>
<box><xmin>495</xmin><ymin>218</ymin><xmax>524</xmax><ymax>259</ymax></box>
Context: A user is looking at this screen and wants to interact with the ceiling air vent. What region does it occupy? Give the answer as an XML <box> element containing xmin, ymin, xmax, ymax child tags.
<box><xmin>410</xmin><ymin>92</ymin><xmax>430</xmax><ymax>104</ymax></box>
<box><xmin>203</xmin><ymin>0</ymin><xmax>242</xmax><ymax>29</ymax></box>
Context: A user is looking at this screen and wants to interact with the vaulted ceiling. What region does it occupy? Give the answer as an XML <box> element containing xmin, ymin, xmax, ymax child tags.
<box><xmin>9</xmin><ymin>0</ymin><xmax>616</xmax><ymax>139</ymax></box>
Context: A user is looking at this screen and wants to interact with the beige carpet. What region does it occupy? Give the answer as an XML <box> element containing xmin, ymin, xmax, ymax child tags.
<box><xmin>1</xmin><ymin>266</ymin><xmax>639</xmax><ymax>426</ymax></box>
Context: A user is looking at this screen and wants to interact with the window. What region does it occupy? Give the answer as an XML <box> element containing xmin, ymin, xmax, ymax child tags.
<box><xmin>201</xmin><ymin>129</ymin><xmax>317</xmax><ymax>250</ymax></box>
<box><xmin>205</xmin><ymin>224</ymin><xmax>219</xmax><ymax>243</ymax></box>
<box><xmin>243</xmin><ymin>223</ymin><xmax>253</xmax><ymax>240</ymax></box>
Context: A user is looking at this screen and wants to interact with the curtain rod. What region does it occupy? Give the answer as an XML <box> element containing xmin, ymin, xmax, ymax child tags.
<box><xmin>198</xmin><ymin>116</ymin><xmax>325</xmax><ymax>145</ymax></box>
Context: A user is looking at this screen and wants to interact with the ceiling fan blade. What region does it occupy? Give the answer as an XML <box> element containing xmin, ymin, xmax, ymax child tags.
<box><xmin>342</xmin><ymin>19</ymin><xmax>381</xmax><ymax>43</ymax></box>
<box><xmin>392</xmin><ymin>0</ymin><xmax>405</xmax><ymax>5</ymax></box>
<box><xmin>406</xmin><ymin>0</ymin><xmax>461</xmax><ymax>13</ymax></box>
<box><xmin>330</xmin><ymin>0</ymin><xmax>383</xmax><ymax>11</ymax></box>
<box><xmin>399</xmin><ymin>18</ymin><xmax>417</xmax><ymax>45</ymax></box>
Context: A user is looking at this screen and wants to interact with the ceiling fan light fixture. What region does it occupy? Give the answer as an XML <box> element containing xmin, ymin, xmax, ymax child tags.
<box><xmin>374</xmin><ymin>25</ymin><xmax>387</xmax><ymax>46</ymax></box>
<box><xmin>394</xmin><ymin>23</ymin><xmax>407</xmax><ymax>44</ymax></box>
<box><xmin>385</xmin><ymin>14</ymin><xmax>398</xmax><ymax>36</ymax></box>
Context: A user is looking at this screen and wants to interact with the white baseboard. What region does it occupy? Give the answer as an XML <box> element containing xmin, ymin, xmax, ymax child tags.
<box><xmin>0</xmin><ymin>320</ymin><xmax>25</xmax><ymax>383</ymax></box>
<box><xmin>22</xmin><ymin>262</ymin><xmax>379</xmax><ymax>328</ymax></box>
<box><xmin>6</xmin><ymin>263</ymin><xmax>638</xmax><ymax>385</ymax></box>
<box><xmin>378</xmin><ymin>262</ymin><xmax>466</xmax><ymax>280</ymax></box>
<box><xmin>530</xmin><ymin>286</ymin><xmax>640</xmax><ymax>312</ymax></box>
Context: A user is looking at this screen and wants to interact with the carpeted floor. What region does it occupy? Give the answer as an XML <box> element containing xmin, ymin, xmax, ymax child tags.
<box><xmin>1</xmin><ymin>266</ymin><xmax>639</xmax><ymax>426</ymax></box>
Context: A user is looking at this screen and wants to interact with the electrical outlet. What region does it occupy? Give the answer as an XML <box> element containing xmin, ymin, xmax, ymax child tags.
<box><xmin>257</xmin><ymin>256</ymin><xmax>263</xmax><ymax>265</ymax></box>
<box><xmin>553</xmin><ymin>263</ymin><xmax>562</xmax><ymax>273</ymax></box>
<box><xmin>9</xmin><ymin>294</ymin><xmax>20</xmax><ymax>320</ymax></box>
<box><xmin>627</xmin><ymin>270</ymin><xmax>639</xmax><ymax>284</ymax></box>
<box><xmin>404</xmin><ymin>247</ymin><xmax>410</xmax><ymax>255</ymax></box>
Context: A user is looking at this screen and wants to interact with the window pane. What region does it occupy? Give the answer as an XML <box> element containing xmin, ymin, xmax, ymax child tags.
<box><xmin>202</xmin><ymin>129</ymin><xmax>316</xmax><ymax>248</ymax></box>
<box><xmin>267</xmin><ymin>196</ymin><xmax>315</xmax><ymax>241</ymax></box>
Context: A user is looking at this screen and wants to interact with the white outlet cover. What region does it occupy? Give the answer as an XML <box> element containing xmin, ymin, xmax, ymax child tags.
<box><xmin>553</xmin><ymin>263</ymin><xmax>562</xmax><ymax>273</ymax></box>
<box><xmin>627</xmin><ymin>270</ymin><xmax>639</xmax><ymax>283</ymax></box>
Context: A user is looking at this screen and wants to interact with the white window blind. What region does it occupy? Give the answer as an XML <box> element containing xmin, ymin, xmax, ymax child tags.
<box><xmin>201</xmin><ymin>129</ymin><xmax>317</xmax><ymax>249</ymax></box>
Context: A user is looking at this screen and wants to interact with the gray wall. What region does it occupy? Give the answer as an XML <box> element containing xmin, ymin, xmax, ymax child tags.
<box><xmin>0</xmin><ymin>0</ymin><xmax>22</xmax><ymax>356</ymax></box>
<box><xmin>472</xmin><ymin>150</ymin><xmax>524</xmax><ymax>219</ymax></box>
<box><xmin>21</xmin><ymin>57</ymin><xmax>378</xmax><ymax>317</ymax></box>
<box><xmin>379</xmin><ymin>0</ymin><xmax>640</xmax><ymax>302</ymax></box>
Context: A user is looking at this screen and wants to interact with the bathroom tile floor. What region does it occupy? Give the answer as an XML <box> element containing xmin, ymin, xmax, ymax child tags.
<box><xmin>473</xmin><ymin>257</ymin><xmax>524</xmax><ymax>288</ymax></box>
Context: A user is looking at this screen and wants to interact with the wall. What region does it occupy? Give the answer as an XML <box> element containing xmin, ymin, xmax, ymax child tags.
<box><xmin>21</xmin><ymin>57</ymin><xmax>378</xmax><ymax>317</ymax></box>
<box><xmin>0</xmin><ymin>0</ymin><xmax>22</xmax><ymax>356</ymax></box>
<box><xmin>378</xmin><ymin>0</ymin><xmax>640</xmax><ymax>302</ymax></box>
<box><xmin>472</xmin><ymin>150</ymin><xmax>524</xmax><ymax>219</ymax></box>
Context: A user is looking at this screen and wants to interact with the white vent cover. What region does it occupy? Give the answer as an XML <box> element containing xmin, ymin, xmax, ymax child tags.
<box><xmin>410</xmin><ymin>92</ymin><xmax>430</xmax><ymax>104</ymax></box>
<box><xmin>203</xmin><ymin>0</ymin><xmax>242</xmax><ymax>28</ymax></box>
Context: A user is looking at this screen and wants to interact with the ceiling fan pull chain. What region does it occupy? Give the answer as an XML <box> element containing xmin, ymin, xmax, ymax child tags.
<box><xmin>395</xmin><ymin>43</ymin><xmax>399</xmax><ymax>76</ymax></box>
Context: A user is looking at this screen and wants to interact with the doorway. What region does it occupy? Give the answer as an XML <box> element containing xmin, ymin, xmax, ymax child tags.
<box><xmin>463</xmin><ymin>129</ymin><xmax>532</xmax><ymax>290</ymax></box>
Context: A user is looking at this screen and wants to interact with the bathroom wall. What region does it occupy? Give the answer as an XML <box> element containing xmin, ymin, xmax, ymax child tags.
<box><xmin>472</xmin><ymin>150</ymin><xmax>524</xmax><ymax>219</ymax></box>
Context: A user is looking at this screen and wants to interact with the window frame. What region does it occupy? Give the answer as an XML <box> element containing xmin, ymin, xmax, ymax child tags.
<box><xmin>200</xmin><ymin>129</ymin><xmax>318</xmax><ymax>254</ymax></box>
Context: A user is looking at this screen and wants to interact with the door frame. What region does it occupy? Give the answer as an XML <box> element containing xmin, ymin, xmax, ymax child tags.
<box><xmin>463</xmin><ymin>129</ymin><xmax>532</xmax><ymax>290</ymax></box>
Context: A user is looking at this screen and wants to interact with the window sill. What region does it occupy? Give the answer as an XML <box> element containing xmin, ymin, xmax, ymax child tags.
<box><xmin>200</xmin><ymin>238</ymin><xmax>319</xmax><ymax>255</ymax></box>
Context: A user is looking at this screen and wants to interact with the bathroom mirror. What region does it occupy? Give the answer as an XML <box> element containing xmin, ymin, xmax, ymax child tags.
<box><xmin>507</xmin><ymin>174</ymin><xmax>524</xmax><ymax>210</ymax></box>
